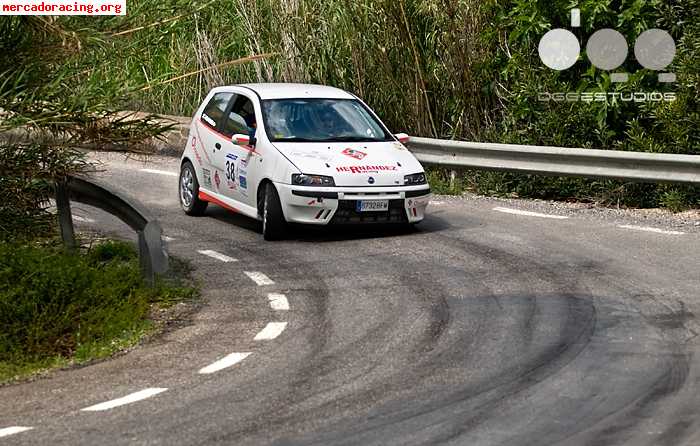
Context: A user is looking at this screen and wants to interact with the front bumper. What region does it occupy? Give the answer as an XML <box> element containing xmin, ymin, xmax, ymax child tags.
<box><xmin>275</xmin><ymin>183</ymin><xmax>431</xmax><ymax>225</ymax></box>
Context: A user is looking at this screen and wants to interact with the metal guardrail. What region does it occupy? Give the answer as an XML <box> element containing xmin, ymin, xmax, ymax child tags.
<box><xmin>407</xmin><ymin>137</ymin><xmax>700</xmax><ymax>184</ymax></box>
<box><xmin>55</xmin><ymin>176</ymin><xmax>169</xmax><ymax>285</ymax></box>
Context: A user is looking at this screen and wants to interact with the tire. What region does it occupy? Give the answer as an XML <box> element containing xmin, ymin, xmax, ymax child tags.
<box><xmin>262</xmin><ymin>183</ymin><xmax>286</xmax><ymax>241</ymax></box>
<box><xmin>179</xmin><ymin>161</ymin><xmax>208</xmax><ymax>216</ymax></box>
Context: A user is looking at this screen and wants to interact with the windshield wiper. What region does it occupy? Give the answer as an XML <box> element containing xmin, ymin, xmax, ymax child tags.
<box><xmin>327</xmin><ymin>136</ymin><xmax>386</xmax><ymax>142</ymax></box>
<box><xmin>273</xmin><ymin>137</ymin><xmax>324</xmax><ymax>142</ymax></box>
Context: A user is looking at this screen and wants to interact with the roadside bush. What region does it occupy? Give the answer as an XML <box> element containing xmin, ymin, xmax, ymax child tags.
<box><xmin>0</xmin><ymin>240</ymin><xmax>195</xmax><ymax>380</ymax></box>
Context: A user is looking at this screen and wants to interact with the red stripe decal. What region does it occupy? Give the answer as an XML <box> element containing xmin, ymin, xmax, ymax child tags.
<box><xmin>198</xmin><ymin>190</ymin><xmax>238</xmax><ymax>213</ymax></box>
<box><xmin>198</xmin><ymin>120</ymin><xmax>256</xmax><ymax>154</ymax></box>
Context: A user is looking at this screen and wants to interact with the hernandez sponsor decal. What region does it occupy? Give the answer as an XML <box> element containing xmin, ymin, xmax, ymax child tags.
<box><xmin>341</xmin><ymin>148</ymin><xmax>367</xmax><ymax>160</ymax></box>
<box><xmin>336</xmin><ymin>165</ymin><xmax>398</xmax><ymax>174</ymax></box>
<box><xmin>202</xmin><ymin>168</ymin><xmax>212</xmax><ymax>187</ymax></box>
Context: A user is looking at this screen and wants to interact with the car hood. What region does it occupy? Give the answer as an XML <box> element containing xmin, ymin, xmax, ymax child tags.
<box><xmin>271</xmin><ymin>141</ymin><xmax>423</xmax><ymax>187</ymax></box>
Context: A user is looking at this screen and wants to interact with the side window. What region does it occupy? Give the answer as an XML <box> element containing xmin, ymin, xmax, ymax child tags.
<box><xmin>201</xmin><ymin>92</ymin><xmax>233</xmax><ymax>129</ymax></box>
<box><xmin>221</xmin><ymin>95</ymin><xmax>256</xmax><ymax>138</ymax></box>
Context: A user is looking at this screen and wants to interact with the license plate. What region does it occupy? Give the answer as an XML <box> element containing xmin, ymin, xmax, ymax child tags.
<box><xmin>356</xmin><ymin>200</ymin><xmax>389</xmax><ymax>212</ymax></box>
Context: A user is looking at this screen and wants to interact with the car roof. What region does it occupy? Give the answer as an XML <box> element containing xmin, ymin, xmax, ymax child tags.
<box><xmin>236</xmin><ymin>83</ymin><xmax>356</xmax><ymax>100</ymax></box>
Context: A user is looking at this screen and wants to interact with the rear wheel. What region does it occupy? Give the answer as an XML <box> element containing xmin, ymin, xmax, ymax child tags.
<box><xmin>179</xmin><ymin>161</ymin><xmax>208</xmax><ymax>216</ymax></box>
<box><xmin>262</xmin><ymin>183</ymin><xmax>286</xmax><ymax>241</ymax></box>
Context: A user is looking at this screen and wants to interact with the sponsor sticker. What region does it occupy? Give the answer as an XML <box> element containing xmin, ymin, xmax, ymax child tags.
<box><xmin>239</xmin><ymin>175</ymin><xmax>247</xmax><ymax>189</ymax></box>
<box><xmin>214</xmin><ymin>171</ymin><xmax>221</xmax><ymax>189</ymax></box>
<box><xmin>201</xmin><ymin>114</ymin><xmax>216</xmax><ymax>127</ymax></box>
<box><xmin>225</xmin><ymin>161</ymin><xmax>237</xmax><ymax>190</ymax></box>
<box><xmin>336</xmin><ymin>165</ymin><xmax>397</xmax><ymax>174</ymax></box>
<box><xmin>342</xmin><ymin>148</ymin><xmax>367</xmax><ymax>160</ymax></box>
<box><xmin>190</xmin><ymin>135</ymin><xmax>203</xmax><ymax>165</ymax></box>
<box><xmin>289</xmin><ymin>150</ymin><xmax>333</xmax><ymax>162</ymax></box>
<box><xmin>226</xmin><ymin>153</ymin><xmax>238</xmax><ymax>161</ymax></box>
<box><xmin>202</xmin><ymin>168</ymin><xmax>212</xmax><ymax>187</ymax></box>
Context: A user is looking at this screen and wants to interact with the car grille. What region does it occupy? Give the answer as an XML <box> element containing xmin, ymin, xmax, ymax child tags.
<box><xmin>330</xmin><ymin>199</ymin><xmax>408</xmax><ymax>224</ymax></box>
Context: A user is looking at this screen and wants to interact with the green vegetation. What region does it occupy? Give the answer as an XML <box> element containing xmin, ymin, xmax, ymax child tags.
<box><xmin>1</xmin><ymin>1</ymin><xmax>698</xmax><ymax>214</ymax></box>
<box><xmin>43</xmin><ymin>0</ymin><xmax>695</xmax><ymax>209</ymax></box>
<box><xmin>0</xmin><ymin>17</ymin><xmax>174</xmax><ymax>242</ymax></box>
<box><xmin>0</xmin><ymin>240</ymin><xmax>196</xmax><ymax>383</ymax></box>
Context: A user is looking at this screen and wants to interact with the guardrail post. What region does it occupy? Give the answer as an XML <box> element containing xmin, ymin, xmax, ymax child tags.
<box><xmin>140</xmin><ymin>221</ymin><xmax>168</xmax><ymax>287</ymax></box>
<box><xmin>137</xmin><ymin>230</ymin><xmax>155</xmax><ymax>286</ymax></box>
<box><xmin>66</xmin><ymin>175</ymin><xmax>169</xmax><ymax>286</ymax></box>
<box><xmin>55</xmin><ymin>180</ymin><xmax>77</xmax><ymax>252</ymax></box>
<box><xmin>449</xmin><ymin>169</ymin><xmax>457</xmax><ymax>190</ymax></box>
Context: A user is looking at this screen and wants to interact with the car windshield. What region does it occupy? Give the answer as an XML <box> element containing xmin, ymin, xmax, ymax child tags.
<box><xmin>261</xmin><ymin>98</ymin><xmax>392</xmax><ymax>143</ymax></box>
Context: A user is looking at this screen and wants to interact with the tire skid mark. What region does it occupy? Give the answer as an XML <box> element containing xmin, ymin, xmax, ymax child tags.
<box><xmin>259</xmin><ymin>232</ymin><xmax>602</xmax><ymax>444</ymax></box>
<box><xmin>223</xmin><ymin>235</ymin><xmax>600</xmax><ymax>445</ymax></box>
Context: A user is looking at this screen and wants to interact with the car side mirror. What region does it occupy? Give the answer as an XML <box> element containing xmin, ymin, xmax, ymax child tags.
<box><xmin>395</xmin><ymin>133</ymin><xmax>410</xmax><ymax>144</ymax></box>
<box><xmin>232</xmin><ymin>134</ymin><xmax>255</xmax><ymax>147</ymax></box>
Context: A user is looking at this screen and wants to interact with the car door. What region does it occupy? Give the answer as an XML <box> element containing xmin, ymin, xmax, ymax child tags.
<box><xmin>217</xmin><ymin>93</ymin><xmax>259</xmax><ymax>206</ymax></box>
<box><xmin>197</xmin><ymin>91</ymin><xmax>234</xmax><ymax>196</ymax></box>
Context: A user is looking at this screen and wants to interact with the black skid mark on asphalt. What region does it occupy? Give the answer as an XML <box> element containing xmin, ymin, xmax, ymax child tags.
<box><xmin>269</xmin><ymin>295</ymin><xmax>597</xmax><ymax>446</ymax></box>
<box><xmin>579</xmin><ymin>352</ymin><xmax>692</xmax><ymax>446</ymax></box>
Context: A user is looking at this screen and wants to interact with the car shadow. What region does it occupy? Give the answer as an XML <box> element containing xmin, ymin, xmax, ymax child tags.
<box><xmin>204</xmin><ymin>206</ymin><xmax>263</xmax><ymax>233</ymax></box>
<box><xmin>289</xmin><ymin>213</ymin><xmax>453</xmax><ymax>242</ymax></box>
<box><xmin>204</xmin><ymin>203</ymin><xmax>454</xmax><ymax>242</ymax></box>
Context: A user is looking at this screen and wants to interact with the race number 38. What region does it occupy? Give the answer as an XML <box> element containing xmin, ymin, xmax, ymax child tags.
<box><xmin>225</xmin><ymin>160</ymin><xmax>237</xmax><ymax>182</ymax></box>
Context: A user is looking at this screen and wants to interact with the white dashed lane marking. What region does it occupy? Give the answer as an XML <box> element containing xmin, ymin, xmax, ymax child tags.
<box><xmin>493</xmin><ymin>207</ymin><xmax>569</xmax><ymax>220</ymax></box>
<box><xmin>198</xmin><ymin>250</ymin><xmax>238</xmax><ymax>263</ymax></box>
<box><xmin>72</xmin><ymin>215</ymin><xmax>96</xmax><ymax>223</ymax></box>
<box><xmin>618</xmin><ymin>225</ymin><xmax>685</xmax><ymax>235</ymax></box>
<box><xmin>244</xmin><ymin>271</ymin><xmax>274</xmax><ymax>286</ymax></box>
<box><xmin>254</xmin><ymin>322</ymin><xmax>287</xmax><ymax>340</ymax></box>
<box><xmin>199</xmin><ymin>352</ymin><xmax>251</xmax><ymax>374</ymax></box>
<box><xmin>0</xmin><ymin>427</ymin><xmax>33</xmax><ymax>438</ymax></box>
<box><xmin>268</xmin><ymin>293</ymin><xmax>290</xmax><ymax>311</ymax></box>
<box><xmin>140</xmin><ymin>168</ymin><xmax>178</xmax><ymax>177</ymax></box>
<box><xmin>81</xmin><ymin>388</ymin><xmax>168</xmax><ymax>412</ymax></box>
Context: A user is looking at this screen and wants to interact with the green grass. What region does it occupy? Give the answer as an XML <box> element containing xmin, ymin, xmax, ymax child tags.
<box><xmin>0</xmin><ymin>239</ymin><xmax>197</xmax><ymax>383</ymax></box>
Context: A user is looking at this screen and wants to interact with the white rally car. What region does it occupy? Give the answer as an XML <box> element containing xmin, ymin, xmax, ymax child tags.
<box><xmin>179</xmin><ymin>83</ymin><xmax>430</xmax><ymax>240</ymax></box>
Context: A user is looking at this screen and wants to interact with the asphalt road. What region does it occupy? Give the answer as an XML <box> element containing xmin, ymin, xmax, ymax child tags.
<box><xmin>2</xmin><ymin>153</ymin><xmax>699</xmax><ymax>445</ymax></box>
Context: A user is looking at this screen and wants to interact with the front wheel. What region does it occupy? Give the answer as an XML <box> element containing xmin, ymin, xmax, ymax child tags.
<box><xmin>262</xmin><ymin>183</ymin><xmax>286</xmax><ymax>241</ymax></box>
<box><xmin>179</xmin><ymin>161</ymin><xmax>208</xmax><ymax>216</ymax></box>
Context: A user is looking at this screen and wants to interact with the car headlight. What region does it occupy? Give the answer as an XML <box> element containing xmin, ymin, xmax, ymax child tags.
<box><xmin>404</xmin><ymin>172</ymin><xmax>427</xmax><ymax>186</ymax></box>
<box><xmin>292</xmin><ymin>173</ymin><xmax>335</xmax><ymax>187</ymax></box>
